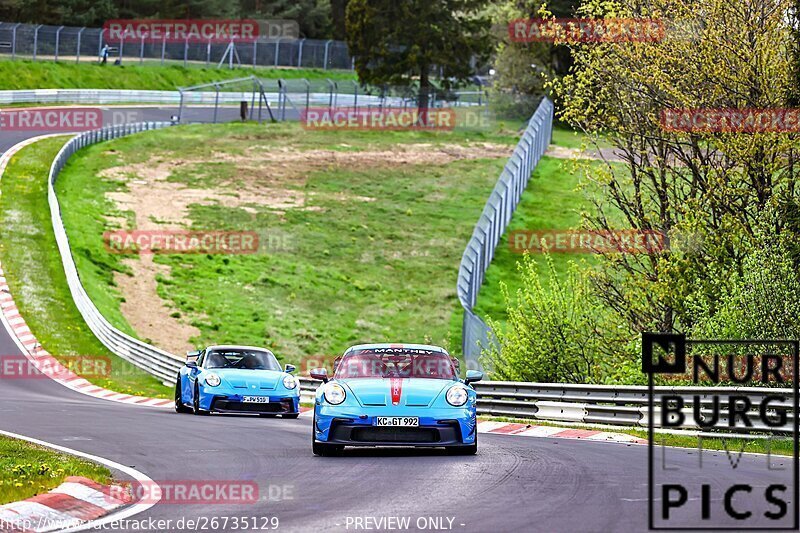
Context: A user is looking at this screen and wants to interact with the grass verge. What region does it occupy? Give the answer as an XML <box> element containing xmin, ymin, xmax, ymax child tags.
<box><xmin>56</xmin><ymin>120</ymin><xmax>524</xmax><ymax>363</ymax></box>
<box><xmin>0</xmin><ymin>59</ymin><xmax>355</xmax><ymax>91</ymax></box>
<box><xmin>483</xmin><ymin>416</ymin><xmax>795</xmax><ymax>456</ymax></box>
<box><xmin>0</xmin><ymin>435</ymin><xmax>111</xmax><ymax>505</ymax></box>
<box><xmin>0</xmin><ymin>136</ymin><xmax>170</xmax><ymax>398</ymax></box>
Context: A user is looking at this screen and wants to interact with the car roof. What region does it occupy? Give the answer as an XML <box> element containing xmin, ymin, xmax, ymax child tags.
<box><xmin>344</xmin><ymin>343</ymin><xmax>449</xmax><ymax>355</ymax></box>
<box><xmin>206</xmin><ymin>345</ymin><xmax>275</xmax><ymax>354</ymax></box>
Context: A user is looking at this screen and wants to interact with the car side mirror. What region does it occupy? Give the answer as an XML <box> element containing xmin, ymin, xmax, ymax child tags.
<box><xmin>185</xmin><ymin>361</ymin><xmax>198</xmax><ymax>369</ymax></box>
<box><xmin>310</xmin><ymin>367</ymin><xmax>328</xmax><ymax>383</ymax></box>
<box><xmin>285</xmin><ymin>364</ymin><xmax>296</xmax><ymax>374</ymax></box>
<box><xmin>465</xmin><ymin>370</ymin><xmax>483</xmax><ymax>385</ymax></box>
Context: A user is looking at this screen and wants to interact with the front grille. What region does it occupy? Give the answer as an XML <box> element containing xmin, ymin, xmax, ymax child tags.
<box><xmin>212</xmin><ymin>398</ymin><xmax>293</xmax><ymax>413</ymax></box>
<box><xmin>350</xmin><ymin>427</ymin><xmax>440</xmax><ymax>443</ymax></box>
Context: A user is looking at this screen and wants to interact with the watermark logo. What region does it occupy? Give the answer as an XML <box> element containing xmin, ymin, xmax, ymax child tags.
<box><xmin>103</xmin><ymin>230</ymin><xmax>259</xmax><ymax>255</ymax></box>
<box><xmin>300</xmin><ymin>107</ymin><xmax>457</xmax><ymax>131</ymax></box>
<box><xmin>0</xmin><ymin>355</ymin><xmax>111</xmax><ymax>380</ymax></box>
<box><xmin>508</xmin><ymin>18</ymin><xmax>665</xmax><ymax>43</ymax></box>
<box><xmin>0</xmin><ymin>108</ymin><xmax>101</xmax><ymax>132</ymax></box>
<box><xmin>109</xmin><ymin>481</ymin><xmax>261</xmax><ymax>505</ymax></box>
<box><xmin>103</xmin><ymin>20</ymin><xmax>260</xmax><ymax>44</ymax></box>
<box><xmin>661</xmin><ymin>108</ymin><xmax>800</xmax><ymax>133</ymax></box>
<box><xmin>643</xmin><ymin>333</ymin><xmax>798</xmax><ymax>529</ymax></box>
<box><xmin>509</xmin><ymin>230</ymin><xmax>667</xmax><ymax>254</ymax></box>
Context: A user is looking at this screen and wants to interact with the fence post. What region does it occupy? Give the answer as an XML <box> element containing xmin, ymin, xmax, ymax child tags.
<box><xmin>323</xmin><ymin>39</ymin><xmax>332</xmax><ymax>70</ymax></box>
<box><xmin>161</xmin><ymin>34</ymin><xmax>166</xmax><ymax>65</ymax></box>
<box><xmin>297</xmin><ymin>38</ymin><xmax>305</xmax><ymax>67</ymax></box>
<box><xmin>11</xmin><ymin>23</ymin><xmax>19</xmax><ymax>60</ymax></box>
<box><xmin>32</xmin><ymin>24</ymin><xmax>42</xmax><ymax>61</ymax></box>
<box><xmin>98</xmin><ymin>28</ymin><xmax>104</xmax><ymax>59</ymax></box>
<box><xmin>252</xmin><ymin>40</ymin><xmax>257</xmax><ymax>68</ymax></box>
<box><xmin>183</xmin><ymin>36</ymin><xmax>188</xmax><ymax>67</ymax></box>
<box><xmin>274</xmin><ymin>38</ymin><xmax>281</xmax><ymax>66</ymax></box>
<box><xmin>140</xmin><ymin>34</ymin><xmax>145</xmax><ymax>65</ymax></box>
<box><xmin>76</xmin><ymin>27</ymin><xmax>84</xmax><ymax>63</ymax></box>
<box><xmin>213</xmin><ymin>84</ymin><xmax>220</xmax><ymax>123</ymax></box>
<box><xmin>55</xmin><ymin>26</ymin><xmax>63</xmax><ymax>62</ymax></box>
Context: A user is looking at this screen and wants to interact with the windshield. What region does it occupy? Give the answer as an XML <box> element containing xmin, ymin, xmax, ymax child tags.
<box><xmin>334</xmin><ymin>349</ymin><xmax>456</xmax><ymax>380</ymax></box>
<box><xmin>204</xmin><ymin>349</ymin><xmax>281</xmax><ymax>371</ymax></box>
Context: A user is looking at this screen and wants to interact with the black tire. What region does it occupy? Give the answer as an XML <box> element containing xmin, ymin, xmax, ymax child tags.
<box><xmin>192</xmin><ymin>383</ymin><xmax>209</xmax><ymax>416</ymax></box>
<box><xmin>283</xmin><ymin>413</ymin><xmax>300</xmax><ymax>419</ymax></box>
<box><xmin>174</xmin><ymin>376</ymin><xmax>192</xmax><ymax>413</ymax></box>
<box><xmin>259</xmin><ymin>413</ymin><xmax>278</xmax><ymax>418</ymax></box>
<box><xmin>311</xmin><ymin>414</ymin><xmax>343</xmax><ymax>456</ymax></box>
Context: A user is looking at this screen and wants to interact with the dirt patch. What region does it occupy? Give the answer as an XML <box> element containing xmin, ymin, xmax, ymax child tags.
<box><xmin>101</xmin><ymin>141</ymin><xmax>512</xmax><ymax>351</ymax></box>
<box><xmin>545</xmin><ymin>145</ymin><xmax>623</xmax><ymax>162</ymax></box>
<box><xmin>113</xmin><ymin>255</ymin><xmax>200</xmax><ymax>356</ymax></box>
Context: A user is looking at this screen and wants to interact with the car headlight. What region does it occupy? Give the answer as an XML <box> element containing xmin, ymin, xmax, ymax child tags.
<box><xmin>205</xmin><ymin>373</ymin><xmax>221</xmax><ymax>387</ymax></box>
<box><xmin>324</xmin><ymin>383</ymin><xmax>346</xmax><ymax>405</ymax></box>
<box><xmin>446</xmin><ymin>385</ymin><xmax>468</xmax><ymax>406</ymax></box>
<box><xmin>283</xmin><ymin>375</ymin><xmax>297</xmax><ymax>389</ymax></box>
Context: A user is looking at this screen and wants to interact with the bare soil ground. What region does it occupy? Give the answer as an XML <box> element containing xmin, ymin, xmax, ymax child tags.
<box><xmin>101</xmin><ymin>141</ymin><xmax>512</xmax><ymax>353</ymax></box>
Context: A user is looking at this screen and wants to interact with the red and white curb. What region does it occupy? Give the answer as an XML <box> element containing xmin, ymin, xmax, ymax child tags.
<box><xmin>477</xmin><ymin>420</ymin><xmax>647</xmax><ymax>444</ymax></box>
<box><xmin>0</xmin><ymin>135</ymin><xmax>172</xmax><ymax>409</ymax></box>
<box><xmin>0</xmin><ymin>476</ymin><xmax>132</xmax><ymax>532</ymax></box>
<box><xmin>0</xmin><ymin>268</ymin><xmax>171</xmax><ymax>409</ymax></box>
<box><xmin>0</xmin><ymin>429</ymin><xmax>159</xmax><ymax>533</ymax></box>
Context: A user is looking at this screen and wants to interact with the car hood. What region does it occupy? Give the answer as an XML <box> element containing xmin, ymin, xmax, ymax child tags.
<box><xmin>212</xmin><ymin>369</ymin><xmax>283</xmax><ymax>390</ymax></box>
<box><xmin>339</xmin><ymin>378</ymin><xmax>454</xmax><ymax>407</ymax></box>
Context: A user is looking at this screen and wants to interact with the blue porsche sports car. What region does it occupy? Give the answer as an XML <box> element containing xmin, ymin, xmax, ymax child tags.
<box><xmin>310</xmin><ymin>343</ymin><xmax>482</xmax><ymax>455</ymax></box>
<box><xmin>175</xmin><ymin>345</ymin><xmax>300</xmax><ymax>418</ymax></box>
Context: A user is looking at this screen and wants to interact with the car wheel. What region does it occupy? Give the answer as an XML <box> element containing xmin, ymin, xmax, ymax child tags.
<box><xmin>174</xmin><ymin>376</ymin><xmax>192</xmax><ymax>413</ymax></box>
<box><xmin>192</xmin><ymin>383</ymin><xmax>209</xmax><ymax>416</ymax></box>
<box><xmin>311</xmin><ymin>414</ymin><xmax>343</xmax><ymax>456</ymax></box>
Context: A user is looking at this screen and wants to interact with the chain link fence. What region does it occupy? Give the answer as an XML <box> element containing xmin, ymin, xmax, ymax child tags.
<box><xmin>0</xmin><ymin>21</ymin><xmax>353</xmax><ymax>70</ymax></box>
<box><xmin>457</xmin><ymin>97</ymin><xmax>554</xmax><ymax>369</ymax></box>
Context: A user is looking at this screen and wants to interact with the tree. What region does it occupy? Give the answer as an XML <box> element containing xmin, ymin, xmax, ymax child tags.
<box><xmin>345</xmin><ymin>0</ymin><xmax>492</xmax><ymax>116</ymax></box>
<box><xmin>550</xmin><ymin>0</ymin><xmax>798</xmax><ymax>335</ymax></box>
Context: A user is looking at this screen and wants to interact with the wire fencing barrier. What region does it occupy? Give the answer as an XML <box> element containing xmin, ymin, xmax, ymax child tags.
<box><xmin>48</xmin><ymin>122</ymin><xmax>184</xmax><ymax>385</ymax></box>
<box><xmin>0</xmin><ymin>22</ymin><xmax>353</xmax><ymax>70</ymax></box>
<box><xmin>457</xmin><ymin>97</ymin><xmax>554</xmax><ymax>369</ymax></box>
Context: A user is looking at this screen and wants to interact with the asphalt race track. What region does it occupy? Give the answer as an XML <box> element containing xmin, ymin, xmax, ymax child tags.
<box><xmin>0</xmin><ymin>111</ymin><xmax>794</xmax><ymax>532</ymax></box>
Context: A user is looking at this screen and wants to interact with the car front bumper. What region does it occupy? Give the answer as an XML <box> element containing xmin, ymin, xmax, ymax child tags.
<box><xmin>200</xmin><ymin>389</ymin><xmax>300</xmax><ymax>414</ymax></box>
<box><xmin>314</xmin><ymin>405</ymin><xmax>477</xmax><ymax>446</ymax></box>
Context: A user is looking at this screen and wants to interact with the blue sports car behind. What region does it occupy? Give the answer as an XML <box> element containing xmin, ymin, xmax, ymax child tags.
<box><xmin>310</xmin><ymin>343</ymin><xmax>482</xmax><ymax>455</ymax></box>
<box><xmin>175</xmin><ymin>345</ymin><xmax>300</xmax><ymax>418</ymax></box>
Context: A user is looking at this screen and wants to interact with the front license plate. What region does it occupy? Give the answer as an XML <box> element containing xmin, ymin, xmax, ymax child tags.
<box><xmin>376</xmin><ymin>417</ymin><xmax>419</xmax><ymax>427</ymax></box>
<box><xmin>242</xmin><ymin>396</ymin><xmax>269</xmax><ymax>403</ymax></box>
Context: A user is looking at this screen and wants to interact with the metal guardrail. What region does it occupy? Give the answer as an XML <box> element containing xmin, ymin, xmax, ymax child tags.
<box><xmin>299</xmin><ymin>378</ymin><xmax>795</xmax><ymax>434</ymax></box>
<box><xmin>457</xmin><ymin>97</ymin><xmax>554</xmax><ymax>367</ymax></box>
<box><xmin>48</xmin><ymin>122</ymin><xmax>184</xmax><ymax>385</ymax></box>
<box><xmin>0</xmin><ymin>21</ymin><xmax>353</xmax><ymax>70</ymax></box>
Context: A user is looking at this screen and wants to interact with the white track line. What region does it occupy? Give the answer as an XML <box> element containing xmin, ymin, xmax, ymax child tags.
<box><xmin>0</xmin><ymin>429</ymin><xmax>160</xmax><ymax>532</ymax></box>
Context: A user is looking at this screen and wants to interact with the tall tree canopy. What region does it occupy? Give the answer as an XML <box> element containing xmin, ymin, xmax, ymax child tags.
<box><xmin>345</xmin><ymin>0</ymin><xmax>492</xmax><ymax>109</ymax></box>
